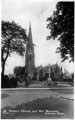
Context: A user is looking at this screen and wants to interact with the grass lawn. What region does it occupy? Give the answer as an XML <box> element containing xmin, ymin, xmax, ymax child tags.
<box><xmin>1</xmin><ymin>96</ymin><xmax>73</xmax><ymax>119</ymax></box>
<box><xmin>1</xmin><ymin>93</ymin><xmax>9</xmax><ymax>99</ymax></box>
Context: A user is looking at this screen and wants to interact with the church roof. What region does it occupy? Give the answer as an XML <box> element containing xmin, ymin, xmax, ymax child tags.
<box><xmin>35</xmin><ymin>64</ymin><xmax>61</xmax><ymax>73</ymax></box>
<box><xmin>35</xmin><ymin>65</ymin><xmax>42</xmax><ymax>72</ymax></box>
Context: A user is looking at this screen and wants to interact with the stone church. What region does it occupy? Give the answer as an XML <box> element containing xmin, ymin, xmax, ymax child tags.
<box><xmin>25</xmin><ymin>23</ymin><xmax>62</xmax><ymax>81</ymax></box>
<box><xmin>25</xmin><ymin>23</ymin><xmax>35</xmax><ymax>78</ymax></box>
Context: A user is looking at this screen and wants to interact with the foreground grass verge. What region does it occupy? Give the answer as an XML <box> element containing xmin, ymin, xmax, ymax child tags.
<box><xmin>1</xmin><ymin>96</ymin><xmax>74</xmax><ymax>119</ymax></box>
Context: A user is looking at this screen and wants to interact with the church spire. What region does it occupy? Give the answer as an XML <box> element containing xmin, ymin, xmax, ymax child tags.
<box><xmin>28</xmin><ymin>22</ymin><xmax>33</xmax><ymax>44</ymax></box>
<box><xmin>25</xmin><ymin>22</ymin><xmax>35</xmax><ymax>78</ymax></box>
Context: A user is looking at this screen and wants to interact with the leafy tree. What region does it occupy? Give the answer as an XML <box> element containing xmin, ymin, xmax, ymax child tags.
<box><xmin>71</xmin><ymin>72</ymin><xmax>74</xmax><ymax>81</ymax></box>
<box><xmin>47</xmin><ymin>2</ymin><xmax>74</xmax><ymax>62</ymax></box>
<box><xmin>1</xmin><ymin>21</ymin><xmax>27</xmax><ymax>77</ymax></box>
<box><xmin>14</xmin><ymin>66</ymin><xmax>25</xmax><ymax>77</ymax></box>
<box><xmin>14</xmin><ymin>66</ymin><xmax>29</xmax><ymax>86</ymax></box>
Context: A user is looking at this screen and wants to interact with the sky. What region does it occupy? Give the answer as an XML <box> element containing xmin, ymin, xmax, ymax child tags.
<box><xmin>2</xmin><ymin>0</ymin><xmax>74</xmax><ymax>74</ymax></box>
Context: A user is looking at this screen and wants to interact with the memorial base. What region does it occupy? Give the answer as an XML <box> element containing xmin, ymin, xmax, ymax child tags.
<box><xmin>47</xmin><ymin>77</ymin><xmax>52</xmax><ymax>82</ymax></box>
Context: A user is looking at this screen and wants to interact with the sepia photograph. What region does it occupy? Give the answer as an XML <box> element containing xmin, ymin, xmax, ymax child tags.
<box><xmin>1</xmin><ymin>0</ymin><xmax>74</xmax><ymax>119</ymax></box>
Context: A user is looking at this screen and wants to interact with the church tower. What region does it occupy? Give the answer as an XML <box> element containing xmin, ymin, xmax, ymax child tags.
<box><xmin>25</xmin><ymin>23</ymin><xmax>35</xmax><ymax>78</ymax></box>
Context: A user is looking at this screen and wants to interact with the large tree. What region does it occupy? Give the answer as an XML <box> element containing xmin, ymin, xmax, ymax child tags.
<box><xmin>1</xmin><ymin>21</ymin><xmax>27</xmax><ymax>77</ymax></box>
<box><xmin>47</xmin><ymin>2</ymin><xmax>74</xmax><ymax>62</ymax></box>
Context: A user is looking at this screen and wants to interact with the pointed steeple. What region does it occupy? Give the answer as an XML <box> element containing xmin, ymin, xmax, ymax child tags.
<box><xmin>25</xmin><ymin>22</ymin><xmax>35</xmax><ymax>79</ymax></box>
<box><xmin>28</xmin><ymin>22</ymin><xmax>33</xmax><ymax>44</ymax></box>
